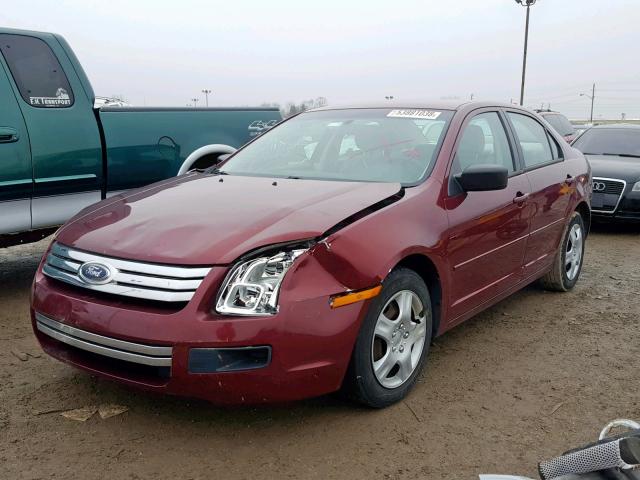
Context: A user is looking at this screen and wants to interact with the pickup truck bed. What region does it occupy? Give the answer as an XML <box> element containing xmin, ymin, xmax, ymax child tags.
<box><xmin>100</xmin><ymin>107</ymin><xmax>278</xmax><ymax>193</ymax></box>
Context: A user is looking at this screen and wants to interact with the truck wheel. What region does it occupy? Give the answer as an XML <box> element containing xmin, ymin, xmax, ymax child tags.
<box><xmin>540</xmin><ymin>211</ymin><xmax>585</xmax><ymax>292</ymax></box>
<box><xmin>344</xmin><ymin>268</ymin><xmax>432</xmax><ymax>408</ymax></box>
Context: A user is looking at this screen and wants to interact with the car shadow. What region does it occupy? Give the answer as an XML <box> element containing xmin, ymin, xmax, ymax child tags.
<box><xmin>0</xmin><ymin>241</ymin><xmax>45</xmax><ymax>298</ymax></box>
<box><xmin>590</xmin><ymin>221</ymin><xmax>640</xmax><ymax>236</ymax></box>
<box><xmin>0</xmin><ymin>231</ymin><xmax>607</xmax><ymax>423</ymax></box>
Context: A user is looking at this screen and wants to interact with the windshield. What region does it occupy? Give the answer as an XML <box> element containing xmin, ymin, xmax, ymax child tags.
<box><xmin>572</xmin><ymin>128</ymin><xmax>640</xmax><ymax>157</ymax></box>
<box><xmin>542</xmin><ymin>113</ymin><xmax>575</xmax><ymax>136</ymax></box>
<box><xmin>220</xmin><ymin>108</ymin><xmax>454</xmax><ymax>184</ymax></box>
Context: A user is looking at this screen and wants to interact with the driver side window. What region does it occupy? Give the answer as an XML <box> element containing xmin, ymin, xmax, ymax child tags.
<box><xmin>453</xmin><ymin>112</ymin><xmax>515</xmax><ymax>175</ymax></box>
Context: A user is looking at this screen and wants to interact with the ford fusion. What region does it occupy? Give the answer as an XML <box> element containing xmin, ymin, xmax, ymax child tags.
<box><xmin>572</xmin><ymin>124</ymin><xmax>640</xmax><ymax>222</ymax></box>
<box><xmin>31</xmin><ymin>102</ymin><xmax>591</xmax><ymax>407</ymax></box>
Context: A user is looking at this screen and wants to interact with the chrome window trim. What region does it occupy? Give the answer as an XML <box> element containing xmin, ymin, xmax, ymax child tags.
<box><xmin>43</xmin><ymin>242</ymin><xmax>211</xmax><ymax>302</ymax></box>
<box><xmin>35</xmin><ymin>312</ymin><xmax>172</xmax><ymax>367</ymax></box>
<box><xmin>592</xmin><ymin>177</ymin><xmax>627</xmax><ymax>214</ymax></box>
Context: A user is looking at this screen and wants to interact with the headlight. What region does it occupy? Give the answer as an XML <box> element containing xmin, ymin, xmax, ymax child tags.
<box><xmin>632</xmin><ymin>181</ymin><xmax>640</xmax><ymax>192</ymax></box>
<box><xmin>215</xmin><ymin>248</ymin><xmax>308</xmax><ymax>315</ymax></box>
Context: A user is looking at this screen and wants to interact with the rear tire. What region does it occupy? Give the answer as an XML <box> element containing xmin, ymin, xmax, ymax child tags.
<box><xmin>540</xmin><ymin>211</ymin><xmax>585</xmax><ymax>292</ymax></box>
<box><xmin>343</xmin><ymin>268</ymin><xmax>433</xmax><ymax>408</ymax></box>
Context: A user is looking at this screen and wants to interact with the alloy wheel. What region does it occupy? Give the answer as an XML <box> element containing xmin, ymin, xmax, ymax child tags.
<box><xmin>371</xmin><ymin>290</ymin><xmax>427</xmax><ymax>389</ymax></box>
<box><xmin>565</xmin><ymin>223</ymin><xmax>583</xmax><ymax>281</ymax></box>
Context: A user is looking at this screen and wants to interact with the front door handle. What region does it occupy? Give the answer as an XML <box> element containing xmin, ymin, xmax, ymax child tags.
<box><xmin>0</xmin><ymin>127</ymin><xmax>19</xmax><ymax>144</ymax></box>
<box><xmin>513</xmin><ymin>191</ymin><xmax>530</xmax><ymax>205</ymax></box>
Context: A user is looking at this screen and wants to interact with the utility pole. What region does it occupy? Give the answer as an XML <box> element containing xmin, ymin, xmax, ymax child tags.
<box><xmin>201</xmin><ymin>89</ymin><xmax>212</xmax><ymax>107</ymax></box>
<box><xmin>580</xmin><ymin>83</ymin><xmax>596</xmax><ymax>123</ymax></box>
<box><xmin>191</xmin><ymin>98</ymin><xmax>199</xmax><ymax>108</ymax></box>
<box><xmin>515</xmin><ymin>0</ymin><xmax>537</xmax><ymax>106</ymax></box>
<box><xmin>590</xmin><ymin>83</ymin><xmax>595</xmax><ymax>123</ymax></box>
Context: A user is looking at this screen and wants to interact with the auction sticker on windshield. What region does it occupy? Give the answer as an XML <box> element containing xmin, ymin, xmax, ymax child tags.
<box><xmin>387</xmin><ymin>109</ymin><xmax>441</xmax><ymax>120</ymax></box>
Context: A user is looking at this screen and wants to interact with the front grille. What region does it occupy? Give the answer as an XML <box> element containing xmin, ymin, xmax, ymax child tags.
<box><xmin>35</xmin><ymin>312</ymin><xmax>172</xmax><ymax>367</ymax></box>
<box><xmin>597</xmin><ymin>179</ymin><xmax>625</xmax><ymax>195</ymax></box>
<box><xmin>592</xmin><ymin>177</ymin><xmax>626</xmax><ymax>213</ymax></box>
<box><xmin>43</xmin><ymin>242</ymin><xmax>211</xmax><ymax>302</ymax></box>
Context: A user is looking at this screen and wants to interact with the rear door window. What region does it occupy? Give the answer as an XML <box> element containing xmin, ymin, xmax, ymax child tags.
<box><xmin>547</xmin><ymin>132</ymin><xmax>564</xmax><ymax>160</ymax></box>
<box><xmin>507</xmin><ymin>113</ymin><xmax>554</xmax><ymax>168</ymax></box>
<box><xmin>0</xmin><ymin>34</ymin><xmax>74</xmax><ymax>108</ymax></box>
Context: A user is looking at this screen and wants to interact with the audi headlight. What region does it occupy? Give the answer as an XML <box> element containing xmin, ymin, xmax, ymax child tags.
<box><xmin>215</xmin><ymin>247</ymin><xmax>308</xmax><ymax>315</ymax></box>
<box><xmin>632</xmin><ymin>181</ymin><xmax>640</xmax><ymax>192</ymax></box>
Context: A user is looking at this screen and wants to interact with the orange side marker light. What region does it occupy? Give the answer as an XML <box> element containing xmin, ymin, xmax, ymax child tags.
<box><xmin>330</xmin><ymin>285</ymin><xmax>382</xmax><ymax>309</ymax></box>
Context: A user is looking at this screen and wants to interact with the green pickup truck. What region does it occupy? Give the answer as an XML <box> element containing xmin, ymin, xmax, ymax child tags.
<box><xmin>0</xmin><ymin>28</ymin><xmax>281</xmax><ymax>247</ymax></box>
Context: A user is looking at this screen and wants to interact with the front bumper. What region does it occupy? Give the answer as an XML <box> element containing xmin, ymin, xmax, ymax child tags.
<box><xmin>31</xmin><ymin>254</ymin><xmax>369</xmax><ymax>405</ymax></box>
<box><xmin>593</xmin><ymin>194</ymin><xmax>640</xmax><ymax>223</ymax></box>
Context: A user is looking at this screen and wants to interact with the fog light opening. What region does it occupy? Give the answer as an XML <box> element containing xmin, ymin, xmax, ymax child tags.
<box><xmin>188</xmin><ymin>346</ymin><xmax>272</xmax><ymax>373</ymax></box>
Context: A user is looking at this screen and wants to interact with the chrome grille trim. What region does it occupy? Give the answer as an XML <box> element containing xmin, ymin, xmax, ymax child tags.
<box><xmin>43</xmin><ymin>242</ymin><xmax>211</xmax><ymax>302</ymax></box>
<box><xmin>35</xmin><ymin>312</ymin><xmax>172</xmax><ymax>367</ymax></box>
<box><xmin>592</xmin><ymin>177</ymin><xmax>627</xmax><ymax>214</ymax></box>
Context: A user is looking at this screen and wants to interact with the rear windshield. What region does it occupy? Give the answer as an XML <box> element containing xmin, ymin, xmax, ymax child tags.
<box><xmin>542</xmin><ymin>113</ymin><xmax>575</xmax><ymax>136</ymax></box>
<box><xmin>220</xmin><ymin>108</ymin><xmax>454</xmax><ymax>185</ymax></box>
<box><xmin>572</xmin><ymin>128</ymin><xmax>640</xmax><ymax>157</ymax></box>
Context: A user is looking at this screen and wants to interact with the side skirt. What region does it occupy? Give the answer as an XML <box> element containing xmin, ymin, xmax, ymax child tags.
<box><xmin>441</xmin><ymin>265</ymin><xmax>552</xmax><ymax>333</ymax></box>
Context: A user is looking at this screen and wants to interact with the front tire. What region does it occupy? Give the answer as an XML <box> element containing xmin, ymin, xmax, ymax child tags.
<box><xmin>344</xmin><ymin>268</ymin><xmax>433</xmax><ymax>408</ymax></box>
<box><xmin>540</xmin><ymin>211</ymin><xmax>585</xmax><ymax>292</ymax></box>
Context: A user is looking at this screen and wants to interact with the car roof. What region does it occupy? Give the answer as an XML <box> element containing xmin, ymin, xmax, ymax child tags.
<box><xmin>590</xmin><ymin>123</ymin><xmax>640</xmax><ymax>130</ymax></box>
<box><xmin>309</xmin><ymin>100</ymin><xmax>528</xmax><ymax>113</ymax></box>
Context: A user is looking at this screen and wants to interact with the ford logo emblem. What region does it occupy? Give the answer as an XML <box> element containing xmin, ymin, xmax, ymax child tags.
<box><xmin>78</xmin><ymin>262</ymin><xmax>114</xmax><ymax>285</ymax></box>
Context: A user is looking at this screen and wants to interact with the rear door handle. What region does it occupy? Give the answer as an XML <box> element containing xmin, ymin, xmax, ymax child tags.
<box><xmin>513</xmin><ymin>192</ymin><xmax>530</xmax><ymax>205</ymax></box>
<box><xmin>0</xmin><ymin>127</ymin><xmax>19</xmax><ymax>144</ymax></box>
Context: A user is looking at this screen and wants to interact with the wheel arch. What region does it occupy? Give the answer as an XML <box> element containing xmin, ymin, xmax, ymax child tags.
<box><xmin>393</xmin><ymin>253</ymin><xmax>443</xmax><ymax>339</ymax></box>
<box><xmin>575</xmin><ymin>201</ymin><xmax>591</xmax><ymax>236</ymax></box>
<box><xmin>177</xmin><ymin>144</ymin><xmax>237</xmax><ymax>175</ymax></box>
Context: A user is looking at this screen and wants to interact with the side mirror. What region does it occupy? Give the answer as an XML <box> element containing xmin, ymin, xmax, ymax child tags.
<box><xmin>455</xmin><ymin>164</ymin><xmax>508</xmax><ymax>192</ymax></box>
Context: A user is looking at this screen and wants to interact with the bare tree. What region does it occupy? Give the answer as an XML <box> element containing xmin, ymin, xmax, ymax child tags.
<box><xmin>281</xmin><ymin>97</ymin><xmax>329</xmax><ymax>118</ymax></box>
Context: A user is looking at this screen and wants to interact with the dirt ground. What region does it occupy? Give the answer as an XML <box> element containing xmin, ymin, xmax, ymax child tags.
<box><xmin>1</xmin><ymin>224</ymin><xmax>639</xmax><ymax>480</ymax></box>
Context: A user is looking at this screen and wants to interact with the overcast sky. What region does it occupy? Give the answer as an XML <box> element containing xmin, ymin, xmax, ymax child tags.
<box><xmin>3</xmin><ymin>0</ymin><xmax>640</xmax><ymax>119</ymax></box>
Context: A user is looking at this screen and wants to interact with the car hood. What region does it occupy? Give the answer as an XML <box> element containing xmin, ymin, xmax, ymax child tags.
<box><xmin>587</xmin><ymin>155</ymin><xmax>640</xmax><ymax>181</ymax></box>
<box><xmin>56</xmin><ymin>174</ymin><xmax>402</xmax><ymax>265</ymax></box>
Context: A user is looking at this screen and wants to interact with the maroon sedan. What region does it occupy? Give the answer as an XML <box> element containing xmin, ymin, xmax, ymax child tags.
<box><xmin>31</xmin><ymin>101</ymin><xmax>591</xmax><ymax>407</ymax></box>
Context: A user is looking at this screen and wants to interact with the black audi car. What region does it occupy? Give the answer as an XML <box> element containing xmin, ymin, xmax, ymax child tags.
<box><xmin>572</xmin><ymin>124</ymin><xmax>640</xmax><ymax>222</ymax></box>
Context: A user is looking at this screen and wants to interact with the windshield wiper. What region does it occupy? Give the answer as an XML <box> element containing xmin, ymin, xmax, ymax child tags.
<box><xmin>589</xmin><ymin>153</ymin><xmax>640</xmax><ymax>158</ymax></box>
<box><xmin>583</xmin><ymin>152</ymin><xmax>640</xmax><ymax>158</ymax></box>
